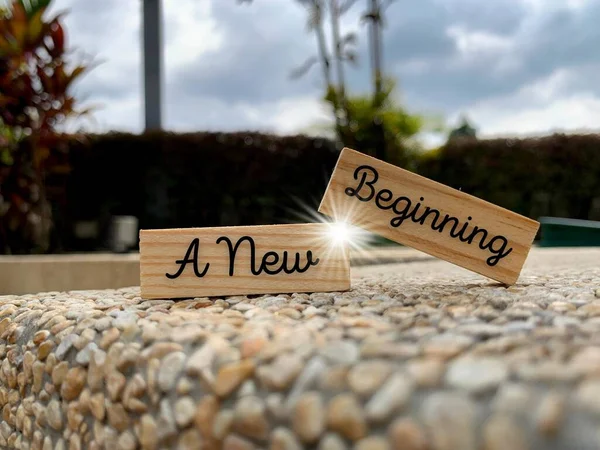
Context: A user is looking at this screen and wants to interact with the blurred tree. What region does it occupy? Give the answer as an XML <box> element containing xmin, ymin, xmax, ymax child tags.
<box><xmin>325</xmin><ymin>78</ymin><xmax>444</xmax><ymax>167</ymax></box>
<box><xmin>448</xmin><ymin>115</ymin><xmax>478</xmax><ymax>142</ymax></box>
<box><xmin>0</xmin><ymin>0</ymin><xmax>93</xmax><ymax>253</ymax></box>
<box><xmin>239</xmin><ymin>0</ymin><xmax>430</xmax><ymax>163</ymax></box>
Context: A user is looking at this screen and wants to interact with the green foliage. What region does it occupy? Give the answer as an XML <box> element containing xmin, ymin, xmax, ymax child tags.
<box><xmin>8</xmin><ymin>130</ymin><xmax>600</xmax><ymax>252</ymax></box>
<box><xmin>448</xmin><ymin>115</ymin><xmax>477</xmax><ymax>141</ymax></box>
<box><xmin>324</xmin><ymin>78</ymin><xmax>442</xmax><ymax>167</ymax></box>
<box><xmin>417</xmin><ymin>133</ymin><xmax>600</xmax><ymax>221</ymax></box>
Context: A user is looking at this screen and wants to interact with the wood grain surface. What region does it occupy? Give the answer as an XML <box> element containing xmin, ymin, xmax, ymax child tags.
<box><xmin>140</xmin><ymin>224</ymin><xmax>350</xmax><ymax>299</ymax></box>
<box><xmin>318</xmin><ymin>147</ymin><xmax>540</xmax><ymax>285</ymax></box>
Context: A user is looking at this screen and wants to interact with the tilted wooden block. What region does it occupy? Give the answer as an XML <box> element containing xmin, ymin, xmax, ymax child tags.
<box><xmin>318</xmin><ymin>147</ymin><xmax>540</xmax><ymax>285</ymax></box>
<box><xmin>140</xmin><ymin>224</ymin><xmax>350</xmax><ymax>299</ymax></box>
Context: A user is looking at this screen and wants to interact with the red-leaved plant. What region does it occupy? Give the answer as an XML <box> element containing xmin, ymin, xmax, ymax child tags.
<box><xmin>0</xmin><ymin>0</ymin><xmax>93</xmax><ymax>253</ymax></box>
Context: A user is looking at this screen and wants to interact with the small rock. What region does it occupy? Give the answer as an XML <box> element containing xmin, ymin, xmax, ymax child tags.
<box><xmin>89</xmin><ymin>393</ymin><xmax>105</xmax><ymax>421</ymax></box>
<box><xmin>422</xmin><ymin>334</ymin><xmax>474</xmax><ymax>359</ymax></box>
<box><xmin>270</xmin><ymin>427</ymin><xmax>302</xmax><ymax>450</ymax></box>
<box><xmin>456</xmin><ymin>323</ymin><xmax>503</xmax><ymax>338</ymax></box>
<box><xmin>158</xmin><ymin>351</ymin><xmax>186</xmax><ymax>392</ymax></box>
<box><xmin>107</xmin><ymin>403</ymin><xmax>131</xmax><ymax>433</ymax></box>
<box><xmin>69</xmin><ymin>434</ymin><xmax>82</xmax><ymax>450</ymax></box>
<box><xmin>177</xmin><ymin>377</ymin><xmax>194</xmax><ymax>395</ymax></box>
<box><xmin>32</xmin><ymin>361</ymin><xmax>45</xmax><ymax>392</ymax></box>
<box><xmin>240</xmin><ymin>335</ymin><xmax>268</xmax><ymax>359</ymax></box>
<box><xmin>570</xmin><ymin>346</ymin><xmax>600</xmax><ymax>376</ymax></box>
<box><xmin>445</xmin><ymin>357</ymin><xmax>508</xmax><ymax>394</ymax></box>
<box><xmin>575</xmin><ymin>380</ymin><xmax>600</xmax><ymax>414</ymax></box>
<box><xmin>319</xmin><ymin>341</ymin><xmax>359</xmax><ymax>365</ymax></box>
<box><xmin>233</xmin><ymin>395</ymin><xmax>269</xmax><ymax>440</ymax></box>
<box><xmin>222</xmin><ymin>434</ymin><xmax>255</xmax><ymax>450</ymax></box>
<box><xmin>55</xmin><ymin>334</ymin><xmax>77</xmax><ymax>360</ymax></box>
<box><xmin>366</xmin><ymin>373</ymin><xmax>413</xmax><ymax>422</ymax></box>
<box><xmin>421</xmin><ymin>392</ymin><xmax>476</xmax><ymax>450</ymax></box>
<box><xmin>406</xmin><ymin>358</ymin><xmax>445</xmax><ymax>388</ymax></box>
<box><xmin>76</xmin><ymin>342</ymin><xmax>98</xmax><ymax>366</ymax></box>
<box><xmin>348</xmin><ymin>361</ymin><xmax>393</xmax><ymax>397</ymax></box>
<box><xmin>286</xmin><ymin>357</ymin><xmax>327</xmax><ymax>409</ymax></box>
<box><xmin>277</xmin><ymin>308</ymin><xmax>301</xmax><ymax>319</ymax></box>
<box><xmin>123</xmin><ymin>374</ymin><xmax>146</xmax><ymax>402</ymax></box>
<box><xmin>194</xmin><ymin>395</ymin><xmax>219</xmax><ymax>439</ymax></box>
<box><xmin>388</xmin><ymin>417</ymin><xmax>429</xmax><ymax>450</ymax></box>
<box><xmin>213</xmin><ymin>409</ymin><xmax>234</xmax><ymax>440</ymax></box>
<box><xmin>536</xmin><ymin>392</ymin><xmax>565</xmax><ymax>437</ymax></box>
<box><xmin>327</xmin><ymin>393</ymin><xmax>367</xmax><ymax>442</ymax></box>
<box><xmin>319</xmin><ymin>366</ymin><xmax>349</xmax><ymax>392</ymax></box>
<box><xmin>88</xmin><ymin>349</ymin><xmax>106</xmax><ymax>391</ymax></box>
<box><xmin>482</xmin><ymin>414</ymin><xmax>528</xmax><ymax>450</ymax></box>
<box><xmin>174</xmin><ymin>397</ymin><xmax>196</xmax><ymax>428</ymax></box>
<box><xmin>67</xmin><ymin>400</ymin><xmax>84</xmax><ymax>431</ymax></box>
<box><xmin>117</xmin><ymin>347</ymin><xmax>139</xmax><ymax>372</ymax></box>
<box><xmin>139</xmin><ymin>414</ymin><xmax>158</xmax><ymax>450</ymax></box>
<box><xmin>107</xmin><ymin>371</ymin><xmax>127</xmax><ymax>402</ymax></box>
<box><xmin>23</xmin><ymin>351</ymin><xmax>34</xmax><ymax>380</ymax></box>
<box><xmin>516</xmin><ymin>362</ymin><xmax>579</xmax><ymax>383</ymax></box>
<box><xmin>143</xmin><ymin>342</ymin><xmax>184</xmax><ymax>361</ymax></box>
<box><xmin>317</xmin><ymin>433</ymin><xmax>347</xmax><ymax>450</ymax></box>
<box><xmin>354</xmin><ymin>436</ymin><xmax>390</xmax><ymax>450</ymax></box>
<box><xmin>266</xmin><ymin>394</ymin><xmax>287</xmax><ymax>421</ymax></box>
<box><xmin>303</xmin><ymin>306</ymin><xmax>324</xmax><ymax>318</ymax></box>
<box><xmin>177</xmin><ymin>429</ymin><xmax>203</xmax><ymax>450</ymax></box>
<box><xmin>116</xmin><ymin>431</ymin><xmax>137</xmax><ymax>450</ymax></box>
<box><xmin>100</xmin><ymin>328</ymin><xmax>120</xmax><ymax>350</ymax></box>
<box><xmin>292</xmin><ymin>391</ymin><xmax>325</xmax><ymax>444</ymax></box>
<box><xmin>46</xmin><ymin>400</ymin><xmax>62</xmax><ymax>430</ymax></box>
<box><xmin>214</xmin><ymin>359</ymin><xmax>255</xmax><ymax>397</ymax></box>
<box><xmin>157</xmin><ymin>399</ymin><xmax>176</xmax><ymax>441</ymax></box>
<box><xmin>186</xmin><ymin>344</ymin><xmax>215</xmax><ymax>376</ymax></box>
<box><xmin>258</xmin><ymin>353</ymin><xmax>303</xmax><ymax>390</ymax></box>
<box><xmin>61</xmin><ymin>367</ymin><xmax>87</xmax><ymax>401</ymax></box>
<box><xmin>78</xmin><ymin>388</ymin><xmax>91</xmax><ymax>414</ymax></box>
<box><xmin>33</xmin><ymin>330</ymin><xmax>50</xmax><ymax>345</ymax></box>
<box><xmin>38</xmin><ymin>341</ymin><xmax>54</xmax><ymax>360</ymax></box>
<box><xmin>492</xmin><ymin>383</ymin><xmax>534</xmax><ymax>414</ymax></box>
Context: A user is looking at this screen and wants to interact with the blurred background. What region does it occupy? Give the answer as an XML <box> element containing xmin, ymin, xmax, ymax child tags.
<box><xmin>1</xmin><ymin>0</ymin><xmax>600</xmax><ymax>257</ymax></box>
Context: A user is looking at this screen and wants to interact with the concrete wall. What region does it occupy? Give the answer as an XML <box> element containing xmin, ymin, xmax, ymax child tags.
<box><xmin>0</xmin><ymin>253</ymin><xmax>140</xmax><ymax>295</ymax></box>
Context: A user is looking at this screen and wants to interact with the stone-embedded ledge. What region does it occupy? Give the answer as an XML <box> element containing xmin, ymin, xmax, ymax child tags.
<box><xmin>0</xmin><ymin>259</ymin><xmax>599</xmax><ymax>450</ymax></box>
<box><xmin>0</xmin><ymin>248</ymin><xmax>431</xmax><ymax>295</ymax></box>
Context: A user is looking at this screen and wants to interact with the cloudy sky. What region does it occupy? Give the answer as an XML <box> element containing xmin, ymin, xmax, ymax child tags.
<box><xmin>35</xmin><ymin>0</ymin><xmax>600</xmax><ymax>144</ymax></box>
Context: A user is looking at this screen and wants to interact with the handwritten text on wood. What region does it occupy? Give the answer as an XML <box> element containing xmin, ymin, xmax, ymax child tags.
<box><xmin>318</xmin><ymin>147</ymin><xmax>540</xmax><ymax>285</ymax></box>
<box><xmin>140</xmin><ymin>224</ymin><xmax>351</xmax><ymax>299</ymax></box>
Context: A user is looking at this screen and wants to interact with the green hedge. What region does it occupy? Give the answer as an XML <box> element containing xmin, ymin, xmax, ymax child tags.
<box><xmin>54</xmin><ymin>131</ymin><xmax>340</xmax><ymax>251</ymax></box>
<box><xmin>43</xmin><ymin>131</ymin><xmax>600</xmax><ymax>252</ymax></box>
<box><xmin>416</xmin><ymin>134</ymin><xmax>600</xmax><ymax>222</ymax></box>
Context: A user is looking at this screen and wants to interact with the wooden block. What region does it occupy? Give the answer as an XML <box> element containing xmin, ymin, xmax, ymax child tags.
<box><xmin>318</xmin><ymin>147</ymin><xmax>540</xmax><ymax>285</ymax></box>
<box><xmin>140</xmin><ymin>223</ymin><xmax>350</xmax><ymax>299</ymax></box>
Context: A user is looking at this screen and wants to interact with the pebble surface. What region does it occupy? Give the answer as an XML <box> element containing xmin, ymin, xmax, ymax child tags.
<box><xmin>0</xmin><ymin>248</ymin><xmax>599</xmax><ymax>449</ymax></box>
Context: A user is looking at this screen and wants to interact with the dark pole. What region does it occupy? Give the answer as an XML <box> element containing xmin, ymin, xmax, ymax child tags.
<box><xmin>368</xmin><ymin>0</ymin><xmax>385</xmax><ymax>161</ymax></box>
<box><xmin>143</xmin><ymin>0</ymin><xmax>163</xmax><ymax>131</ymax></box>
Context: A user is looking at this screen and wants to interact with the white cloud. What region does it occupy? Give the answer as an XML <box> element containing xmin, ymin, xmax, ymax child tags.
<box><xmin>163</xmin><ymin>0</ymin><xmax>224</xmax><ymax>70</ymax></box>
<box><xmin>5</xmin><ymin>0</ymin><xmax>598</xmax><ymax>144</ymax></box>
<box><xmin>464</xmin><ymin>67</ymin><xmax>600</xmax><ymax>137</ymax></box>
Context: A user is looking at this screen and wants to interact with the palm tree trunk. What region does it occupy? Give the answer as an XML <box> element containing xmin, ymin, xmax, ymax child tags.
<box><xmin>311</xmin><ymin>0</ymin><xmax>344</xmax><ymax>140</ymax></box>
<box><xmin>369</xmin><ymin>0</ymin><xmax>383</xmax><ymax>102</ymax></box>
<box><xmin>329</xmin><ymin>0</ymin><xmax>351</xmax><ymax>144</ymax></box>
<box><xmin>367</xmin><ymin>0</ymin><xmax>385</xmax><ymax>160</ymax></box>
